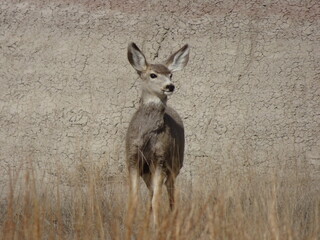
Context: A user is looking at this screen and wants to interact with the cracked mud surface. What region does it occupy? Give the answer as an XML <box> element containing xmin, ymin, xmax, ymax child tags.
<box><xmin>1</xmin><ymin>0</ymin><xmax>319</xmax><ymax>184</ymax></box>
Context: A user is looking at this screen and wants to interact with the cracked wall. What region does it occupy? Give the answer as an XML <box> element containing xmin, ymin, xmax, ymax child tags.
<box><xmin>1</xmin><ymin>0</ymin><xmax>319</xmax><ymax>185</ymax></box>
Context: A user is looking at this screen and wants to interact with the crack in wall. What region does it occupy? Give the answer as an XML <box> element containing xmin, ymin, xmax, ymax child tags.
<box><xmin>153</xmin><ymin>27</ymin><xmax>170</xmax><ymax>61</ymax></box>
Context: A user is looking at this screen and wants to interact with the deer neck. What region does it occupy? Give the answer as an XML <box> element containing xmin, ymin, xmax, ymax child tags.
<box><xmin>140</xmin><ymin>91</ymin><xmax>167</xmax><ymax>108</ymax></box>
<box><xmin>137</xmin><ymin>91</ymin><xmax>166</xmax><ymax>133</ymax></box>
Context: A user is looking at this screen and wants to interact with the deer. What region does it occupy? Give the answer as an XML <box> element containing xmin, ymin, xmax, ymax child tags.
<box><xmin>125</xmin><ymin>42</ymin><xmax>189</xmax><ymax>227</ymax></box>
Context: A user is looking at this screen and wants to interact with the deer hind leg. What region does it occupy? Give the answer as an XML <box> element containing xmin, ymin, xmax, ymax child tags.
<box><xmin>151</xmin><ymin>168</ymin><xmax>165</xmax><ymax>227</ymax></box>
<box><xmin>165</xmin><ymin>175</ymin><xmax>175</xmax><ymax>210</ymax></box>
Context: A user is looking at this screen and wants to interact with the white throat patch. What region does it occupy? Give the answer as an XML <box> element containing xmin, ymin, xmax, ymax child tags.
<box><xmin>143</xmin><ymin>95</ymin><xmax>163</xmax><ymax>105</ymax></box>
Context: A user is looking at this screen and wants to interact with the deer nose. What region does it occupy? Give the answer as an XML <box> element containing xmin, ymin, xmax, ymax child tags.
<box><xmin>166</xmin><ymin>84</ymin><xmax>175</xmax><ymax>92</ymax></box>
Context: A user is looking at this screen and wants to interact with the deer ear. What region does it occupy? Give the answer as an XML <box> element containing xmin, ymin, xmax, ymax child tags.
<box><xmin>127</xmin><ymin>42</ymin><xmax>148</xmax><ymax>72</ymax></box>
<box><xmin>165</xmin><ymin>44</ymin><xmax>189</xmax><ymax>72</ymax></box>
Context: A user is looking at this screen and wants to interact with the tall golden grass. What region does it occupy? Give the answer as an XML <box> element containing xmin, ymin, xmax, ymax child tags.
<box><xmin>0</xmin><ymin>160</ymin><xmax>319</xmax><ymax>240</ymax></box>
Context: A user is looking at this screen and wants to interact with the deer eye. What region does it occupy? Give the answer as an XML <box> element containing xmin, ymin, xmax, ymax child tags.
<box><xmin>170</xmin><ymin>74</ymin><xmax>173</xmax><ymax>79</ymax></box>
<box><xmin>150</xmin><ymin>73</ymin><xmax>157</xmax><ymax>79</ymax></box>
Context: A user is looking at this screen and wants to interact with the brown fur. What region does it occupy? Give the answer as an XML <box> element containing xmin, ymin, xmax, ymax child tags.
<box><xmin>148</xmin><ymin>64</ymin><xmax>171</xmax><ymax>75</ymax></box>
<box><xmin>126</xmin><ymin>103</ymin><xmax>184</xmax><ymax>180</ymax></box>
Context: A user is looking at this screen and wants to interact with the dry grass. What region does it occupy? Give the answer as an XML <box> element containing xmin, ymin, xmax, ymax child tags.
<box><xmin>0</xmin><ymin>161</ymin><xmax>319</xmax><ymax>240</ymax></box>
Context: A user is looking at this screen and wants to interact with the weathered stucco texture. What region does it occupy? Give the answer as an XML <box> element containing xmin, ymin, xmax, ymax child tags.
<box><xmin>1</xmin><ymin>0</ymin><xmax>319</xmax><ymax>184</ymax></box>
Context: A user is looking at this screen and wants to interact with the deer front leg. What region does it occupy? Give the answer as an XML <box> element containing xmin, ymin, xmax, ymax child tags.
<box><xmin>142</xmin><ymin>173</ymin><xmax>153</xmax><ymax>213</ymax></box>
<box><xmin>129</xmin><ymin>167</ymin><xmax>139</xmax><ymax>207</ymax></box>
<box><xmin>126</xmin><ymin>167</ymin><xmax>139</xmax><ymax>240</ymax></box>
<box><xmin>151</xmin><ymin>167</ymin><xmax>165</xmax><ymax>228</ymax></box>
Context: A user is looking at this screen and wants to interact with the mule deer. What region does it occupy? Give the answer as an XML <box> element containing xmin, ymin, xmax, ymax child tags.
<box><xmin>126</xmin><ymin>42</ymin><xmax>189</xmax><ymax>226</ymax></box>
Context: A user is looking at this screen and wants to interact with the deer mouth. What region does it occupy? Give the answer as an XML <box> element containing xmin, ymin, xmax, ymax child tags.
<box><xmin>163</xmin><ymin>90</ymin><xmax>174</xmax><ymax>96</ymax></box>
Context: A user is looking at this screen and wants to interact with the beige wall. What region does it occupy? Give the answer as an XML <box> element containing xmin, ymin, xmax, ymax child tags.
<box><xmin>1</xmin><ymin>0</ymin><xmax>319</xmax><ymax>185</ymax></box>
